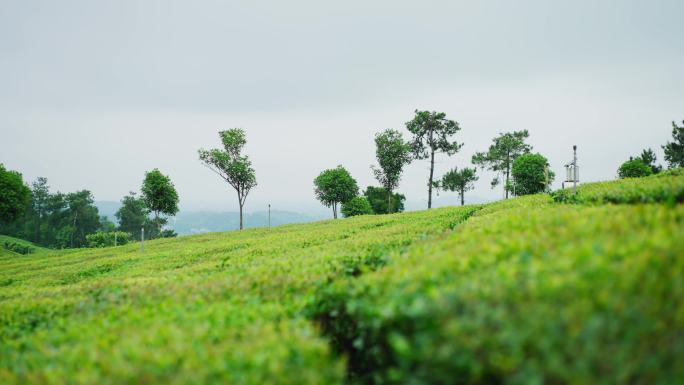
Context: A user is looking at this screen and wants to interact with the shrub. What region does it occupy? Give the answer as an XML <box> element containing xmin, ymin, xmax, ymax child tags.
<box><xmin>2</xmin><ymin>241</ymin><xmax>34</xmax><ymax>255</ymax></box>
<box><xmin>307</xmin><ymin>203</ymin><xmax>684</xmax><ymax>384</ymax></box>
<box><xmin>341</xmin><ymin>196</ymin><xmax>373</xmax><ymax>217</ymax></box>
<box><xmin>618</xmin><ymin>158</ymin><xmax>652</xmax><ymax>179</ymax></box>
<box><xmin>85</xmin><ymin>231</ymin><xmax>131</xmax><ymax>248</ymax></box>
<box><xmin>553</xmin><ymin>169</ymin><xmax>684</xmax><ymax>204</ymax></box>
<box><xmin>511</xmin><ymin>153</ymin><xmax>554</xmax><ymax>195</ymax></box>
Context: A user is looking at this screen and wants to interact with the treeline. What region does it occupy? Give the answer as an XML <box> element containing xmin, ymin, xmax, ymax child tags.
<box><xmin>3</xmin><ymin>116</ymin><xmax>683</xmax><ymax>240</ymax></box>
<box><xmin>0</xmin><ymin>168</ymin><xmax>179</xmax><ymax>249</ymax></box>
<box><xmin>312</xmin><ymin>110</ymin><xmax>556</xmax><ymax>218</ymax></box>
<box><xmin>195</xmin><ymin>114</ymin><xmax>684</xmax><ymax>223</ymax></box>
<box><xmin>617</xmin><ymin>121</ymin><xmax>684</xmax><ymax>178</ymax></box>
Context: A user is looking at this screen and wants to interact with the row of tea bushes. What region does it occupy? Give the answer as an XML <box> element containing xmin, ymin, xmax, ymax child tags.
<box><xmin>307</xmin><ymin>197</ymin><xmax>684</xmax><ymax>384</ymax></box>
<box><xmin>552</xmin><ymin>167</ymin><xmax>684</xmax><ymax>204</ymax></box>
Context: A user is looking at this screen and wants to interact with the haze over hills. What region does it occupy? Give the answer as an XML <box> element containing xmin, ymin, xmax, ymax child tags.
<box><xmin>95</xmin><ymin>194</ymin><xmax>494</xmax><ymax>235</ymax></box>
<box><xmin>95</xmin><ymin>201</ymin><xmax>328</xmax><ymax>235</ymax></box>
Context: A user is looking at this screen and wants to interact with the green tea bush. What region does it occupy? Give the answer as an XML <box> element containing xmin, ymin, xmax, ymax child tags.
<box><xmin>553</xmin><ymin>168</ymin><xmax>684</xmax><ymax>204</ymax></box>
<box><xmin>0</xmin><ymin>205</ymin><xmax>479</xmax><ymax>385</ymax></box>
<box><xmin>307</xmin><ymin>203</ymin><xmax>684</xmax><ymax>384</ymax></box>
<box><xmin>2</xmin><ymin>241</ymin><xmax>34</xmax><ymax>255</ymax></box>
<box><xmin>341</xmin><ymin>196</ymin><xmax>374</xmax><ymax>217</ymax></box>
<box><xmin>85</xmin><ymin>231</ymin><xmax>131</xmax><ymax>247</ymax></box>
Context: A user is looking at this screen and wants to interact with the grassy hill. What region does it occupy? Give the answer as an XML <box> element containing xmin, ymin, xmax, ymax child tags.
<box><xmin>0</xmin><ymin>235</ymin><xmax>48</xmax><ymax>257</ymax></box>
<box><xmin>1</xmin><ymin>171</ymin><xmax>683</xmax><ymax>384</ymax></box>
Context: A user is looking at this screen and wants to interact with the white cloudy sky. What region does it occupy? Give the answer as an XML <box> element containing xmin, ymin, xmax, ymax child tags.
<box><xmin>2</xmin><ymin>0</ymin><xmax>682</xmax><ymax>213</ymax></box>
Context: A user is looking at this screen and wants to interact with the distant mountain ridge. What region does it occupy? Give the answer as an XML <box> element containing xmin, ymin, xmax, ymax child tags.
<box><xmin>95</xmin><ymin>201</ymin><xmax>326</xmax><ymax>235</ymax></box>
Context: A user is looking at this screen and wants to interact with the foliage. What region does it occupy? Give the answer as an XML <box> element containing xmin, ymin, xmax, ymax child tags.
<box><xmin>85</xmin><ymin>231</ymin><xmax>131</xmax><ymax>248</ymax></box>
<box><xmin>364</xmin><ymin>186</ymin><xmax>405</xmax><ymax>214</ymax></box>
<box><xmin>159</xmin><ymin>229</ymin><xmax>178</xmax><ymax>238</ymax></box>
<box><xmin>340</xmin><ymin>197</ymin><xmax>373</xmax><ymax>217</ymax></box>
<box><xmin>439</xmin><ymin>167</ymin><xmax>478</xmax><ymax>205</ymax></box>
<box><xmin>199</xmin><ymin>128</ymin><xmax>257</xmax><ymax>230</ymax></box>
<box><xmin>0</xmin><ymin>176</ymin><xmax>110</xmax><ymax>249</ymax></box>
<box><xmin>0</xmin><ymin>201</ymin><xmax>478</xmax><ymax>385</ymax></box>
<box><xmin>141</xmin><ymin>169</ymin><xmax>179</xmax><ymax>238</ymax></box>
<box><xmin>27</xmin><ymin>177</ymin><xmax>50</xmax><ymax>244</ymax></box>
<box><xmin>371</xmin><ymin>129</ymin><xmax>412</xmax><ymax>213</ymax></box>
<box><xmin>510</xmin><ymin>153</ymin><xmax>554</xmax><ymax>195</ymax></box>
<box><xmin>472</xmin><ymin>130</ymin><xmax>532</xmax><ymax>199</ymax></box>
<box><xmin>115</xmin><ymin>192</ymin><xmax>154</xmax><ymax>241</ymax></box>
<box><xmin>618</xmin><ymin>158</ymin><xmax>652</xmax><ymax>179</ymax></box>
<box><xmin>2</xmin><ymin>241</ymin><xmax>35</xmax><ymax>255</ymax></box>
<box><xmin>307</xmin><ymin>197</ymin><xmax>684</xmax><ymax>384</ymax></box>
<box><xmin>1</xmin><ymin>173</ymin><xmax>682</xmax><ymax>384</ymax></box>
<box><xmin>553</xmin><ymin>168</ymin><xmax>684</xmax><ymax>204</ymax></box>
<box><xmin>62</xmin><ymin>190</ymin><xmax>101</xmax><ymax>248</ymax></box>
<box><xmin>637</xmin><ymin>148</ymin><xmax>662</xmax><ymax>174</ymax></box>
<box><xmin>405</xmin><ymin>110</ymin><xmax>462</xmax><ymax>208</ymax></box>
<box><xmin>313</xmin><ymin>166</ymin><xmax>359</xmax><ymax>219</ymax></box>
<box><xmin>0</xmin><ymin>164</ymin><xmax>30</xmax><ymax>224</ymax></box>
<box><xmin>663</xmin><ymin>120</ymin><xmax>684</xmax><ymax>168</ymax></box>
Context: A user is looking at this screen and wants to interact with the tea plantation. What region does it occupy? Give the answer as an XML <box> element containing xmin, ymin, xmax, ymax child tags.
<box><xmin>1</xmin><ymin>171</ymin><xmax>683</xmax><ymax>384</ymax></box>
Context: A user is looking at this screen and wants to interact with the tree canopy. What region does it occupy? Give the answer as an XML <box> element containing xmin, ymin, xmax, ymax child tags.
<box><xmin>511</xmin><ymin>153</ymin><xmax>554</xmax><ymax>195</ymax></box>
<box><xmin>116</xmin><ymin>192</ymin><xmax>154</xmax><ymax>240</ymax></box>
<box><xmin>636</xmin><ymin>148</ymin><xmax>662</xmax><ymax>174</ymax></box>
<box><xmin>314</xmin><ymin>166</ymin><xmax>359</xmax><ymax>219</ymax></box>
<box><xmin>405</xmin><ymin>110</ymin><xmax>462</xmax><ymax>209</ymax></box>
<box><xmin>440</xmin><ymin>167</ymin><xmax>478</xmax><ymax>205</ymax></box>
<box><xmin>472</xmin><ymin>130</ymin><xmax>532</xmax><ymax>199</ymax></box>
<box><xmin>199</xmin><ymin>128</ymin><xmax>257</xmax><ymax>230</ymax></box>
<box><xmin>141</xmin><ymin>169</ymin><xmax>179</xmax><ymax>238</ymax></box>
<box><xmin>64</xmin><ymin>190</ymin><xmax>101</xmax><ymax>248</ymax></box>
<box><xmin>0</xmin><ymin>164</ymin><xmax>30</xmax><ymax>224</ymax></box>
<box><xmin>663</xmin><ymin>120</ymin><xmax>684</xmax><ymax>168</ymax></box>
<box><xmin>618</xmin><ymin>158</ymin><xmax>652</xmax><ymax>179</ymax></box>
<box><xmin>341</xmin><ymin>196</ymin><xmax>373</xmax><ymax>218</ymax></box>
<box><xmin>372</xmin><ymin>129</ymin><xmax>412</xmax><ymax>213</ymax></box>
<box><xmin>364</xmin><ymin>186</ymin><xmax>405</xmax><ymax>214</ymax></box>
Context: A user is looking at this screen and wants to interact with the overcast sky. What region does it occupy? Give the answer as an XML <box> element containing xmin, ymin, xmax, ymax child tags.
<box><xmin>2</xmin><ymin>0</ymin><xmax>683</xmax><ymax>213</ymax></box>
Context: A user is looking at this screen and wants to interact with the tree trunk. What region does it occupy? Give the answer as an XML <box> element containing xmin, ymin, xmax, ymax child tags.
<box><xmin>333</xmin><ymin>203</ymin><xmax>337</xmax><ymax>219</ymax></box>
<box><xmin>155</xmin><ymin>211</ymin><xmax>160</xmax><ymax>239</ymax></box>
<box><xmin>71</xmin><ymin>213</ymin><xmax>77</xmax><ymax>248</ymax></box>
<box><xmin>239</xmin><ymin>203</ymin><xmax>243</xmax><ymax>230</ymax></box>
<box><xmin>460</xmin><ymin>188</ymin><xmax>465</xmax><ymax>206</ymax></box>
<box><xmin>387</xmin><ymin>189</ymin><xmax>392</xmax><ymax>214</ymax></box>
<box><xmin>428</xmin><ymin>150</ymin><xmax>435</xmax><ymax>209</ymax></box>
<box><xmin>505</xmin><ymin>150</ymin><xmax>510</xmax><ymax>199</ymax></box>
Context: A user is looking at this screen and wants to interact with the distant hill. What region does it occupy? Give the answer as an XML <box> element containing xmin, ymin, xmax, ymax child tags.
<box><xmin>95</xmin><ymin>201</ymin><xmax>326</xmax><ymax>235</ymax></box>
<box><xmin>169</xmin><ymin>210</ymin><xmax>327</xmax><ymax>235</ymax></box>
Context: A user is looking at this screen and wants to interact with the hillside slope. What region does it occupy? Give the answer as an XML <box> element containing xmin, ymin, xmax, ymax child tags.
<box><xmin>1</xmin><ymin>171</ymin><xmax>683</xmax><ymax>384</ymax></box>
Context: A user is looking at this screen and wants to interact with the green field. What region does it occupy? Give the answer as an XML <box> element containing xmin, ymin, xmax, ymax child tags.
<box><xmin>1</xmin><ymin>172</ymin><xmax>683</xmax><ymax>384</ymax></box>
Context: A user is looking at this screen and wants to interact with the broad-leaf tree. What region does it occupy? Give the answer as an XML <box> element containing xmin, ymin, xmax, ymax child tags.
<box><xmin>141</xmin><ymin>169</ymin><xmax>179</xmax><ymax>238</ymax></box>
<box><xmin>314</xmin><ymin>166</ymin><xmax>358</xmax><ymax>219</ymax></box>
<box><xmin>663</xmin><ymin>120</ymin><xmax>684</xmax><ymax>168</ymax></box>
<box><xmin>199</xmin><ymin>129</ymin><xmax>257</xmax><ymax>230</ymax></box>
<box><xmin>0</xmin><ymin>164</ymin><xmax>30</xmax><ymax>225</ymax></box>
<box><xmin>618</xmin><ymin>157</ymin><xmax>652</xmax><ymax>179</ymax></box>
<box><xmin>637</xmin><ymin>148</ymin><xmax>661</xmax><ymax>174</ymax></box>
<box><xmin>511</xmin><ymin>153</ymin><xmax>555</xmax><ymax>195</ymax></box>
<box><xmin>472</xmin><ymin>130</ymin><xmax>532</xmax><ymax>199</ymax></box>
<box><xmin>364</xmin><ymin>186</ymin><xmax>405</xmax><ymax>214</ymax></box>
<box><xmin>405</xmin><ymin>110</ymin><xmax>463</xmax><ymax>209</ymax></box>
<box><xmin>440</xmin><ymin>167</ymin><xmax>478</xmax><ymax>205</ymax></box>
<box><xmin>372</xmin><ymin>129</ymin><xmax>412</xmax><ymax>213</ymax></box>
